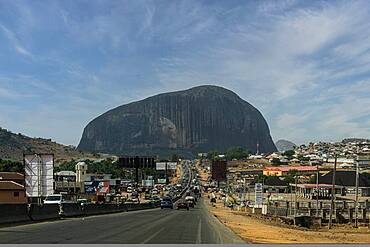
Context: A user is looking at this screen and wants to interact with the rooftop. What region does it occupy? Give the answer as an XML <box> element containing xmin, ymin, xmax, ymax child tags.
<box><xmin>264</xmin><ymin>166</ymin><xmax>318</xmax><ymax>172</ymax></box>
<box><xmin>0</xmin><ymin>172</ymin><xmax>24</xmax><ymax>181</ymax></box>
<box><xmin>0</xmin><ymin>181</ymin><xmax>25</xmax><ymax>190</ymax></box>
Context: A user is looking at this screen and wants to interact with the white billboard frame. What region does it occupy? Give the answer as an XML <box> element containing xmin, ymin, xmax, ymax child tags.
<box><xmin>255</xmin><ymin>183</ymin><xmax>263</xmax><ymax>208</ymax></box>
<box><xmin>24</xmin><ymin>154</ymin><xmax>54</xmax><ymax>199</ymax></box>
<box><xmin>156</xmin><ymin>162</ymin><xmax>177</xmax><ymax>171</ymax></box>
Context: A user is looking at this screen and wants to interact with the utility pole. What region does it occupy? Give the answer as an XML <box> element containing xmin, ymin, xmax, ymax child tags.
<box><xmin>355</xmin><ymin>145</ymin><xmax>360</xmax><ymax>228</ymax></box>
<box><xmin>316</xmin><ymin>164</ymin><xmax>319</xmax><ymax>217</ymax></box>
<box><xmin>165</xmin><ymin>161</ymin><xmax>168</xmax><ymax>185</ymax></box>
<box><xmin>294</xmin><ymin>175</ymin><xmax>298</xmax><ymax>217</ymax></box>
<box><xmin>329</xmin><ymin>154</ymin><xmax>337</xmax><ymax>229</ymax></box>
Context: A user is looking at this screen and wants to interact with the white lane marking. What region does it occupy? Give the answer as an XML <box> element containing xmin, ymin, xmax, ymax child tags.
<box><xmin>196</xmin><ymin>216</ymin><xmax>202</xmax><ymax>244</ymax></box>
<box><xmin>140</xmin><ymin>228</ymin><xmax>163</xmax><ymax>244</ymax></box>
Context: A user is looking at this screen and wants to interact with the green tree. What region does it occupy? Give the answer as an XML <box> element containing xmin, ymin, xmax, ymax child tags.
<box><xmin>271</xmin><ymin>158</ymin><xmax>281</xmax><ymax>166</ymax></box>
<box><xmin>283</xmin><ymin>150</ymin><xmax>295</xmax><ymax>159</ymax></box>
<box><xmin>225</xmin><ymin>146</ymin><xmax>250</xmax><ymax>160</ymax></box>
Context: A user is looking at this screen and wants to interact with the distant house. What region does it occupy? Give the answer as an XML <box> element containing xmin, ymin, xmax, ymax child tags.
<box><xmin>251</xmin><ymin>176</ymin><xmax>288</xmax><ymax>193</ymax></box>
<box><xmin>55</xmin><ymin>171</ymin><xmax>78</xmax><ymax>193</ymax></box>
<box><xmin>0</xmin><ymin>172</ymin><xmax>25</xmax><ymax>185</ymax></box>
<box><xmin>0</xmin><ymin>181</ymin><xmax>27</xmax><ymax>204</ymax></box>
<box><xmin>318</xmin><ymin>170</ymin><xmax>370</xmax><ymax>196</ymax></box>
<box><xmin>263</xmin><ymin>166</ymin><xmax>317</xmax><ymax>176</ymax></box>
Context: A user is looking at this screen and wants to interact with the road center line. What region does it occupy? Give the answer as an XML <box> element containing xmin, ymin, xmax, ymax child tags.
<box><xmin>140</xmin><ymin>228</ymin><xmax>163</xmax><ymax>244</ymax></box>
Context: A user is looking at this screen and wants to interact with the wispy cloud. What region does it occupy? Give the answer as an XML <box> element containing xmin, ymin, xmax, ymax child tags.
<box><xmin>0</xmin><ymin>23</ymin><xmax>33</xmax><ymax>57</ymax></box>
<box><xmin>0</xmin><ymin>0</ymin><xmax>369</xmax><ymax>145</ymax></box>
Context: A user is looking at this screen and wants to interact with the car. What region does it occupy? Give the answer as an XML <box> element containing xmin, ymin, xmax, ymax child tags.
<box><xmin>124</xmin><ymin>198</ymin><xmax>134</xmax><ymax>204</ymax></box>
<box><xmin>132</xmin><ymin>191</ymin><xmax>139</xmax><ymax>198</ymax></box>
<box><xmin>44</xmin><ymin>194</ymin><xmax>65</xmax><ymax>205</ymax></box>
<box><xmin>127</xmin><ymin>187</ymin><xmax>133</xmax><ymax>193</ymax></box>
<box><xmin>77</xmin><ymin>198</ymin><xmax>89</xmax><ymax>206</ymax></box>
<box><xmin>185</xmin><ymin>196</ymin><xmax>196</xmax><ymax>207</ymax></box>
<box><xmin>150</xmin><ymin>196</ymin><xmax>161</xmax><ymax>204</ymax></box>
<box><xmin>160</xmin><ymin>197</ymin><xmax>173</xmax><ymax>209</ymax></box>
<box><xmin>152</xmin><ymin>188</ymin><xmax>159</xmax><ymax>194</ymax></box>
<box><xmin>176</xmin><ymin>200</ymin><xmax>189</xmax><ymax>210</ymax></box>
<box><xmin>132</xmin><ymin>198</ymin><xmax>140</xmax><ymax>204</ymax></box>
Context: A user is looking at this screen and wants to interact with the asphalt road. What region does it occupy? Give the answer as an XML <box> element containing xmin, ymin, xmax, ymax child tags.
<box><xmin>0</xmin><ymin>198</ymin><xmax>245</xmax><ymax>244</ymax></box>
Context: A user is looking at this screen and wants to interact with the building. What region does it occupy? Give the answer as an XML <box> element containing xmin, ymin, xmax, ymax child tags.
<box><xmin>291</xmin><ymin>183</ymin><xmax>344</xmax><ymax>199</ymax></box>
<box><xmin>0</xmin><ymin>172</ymin><xmax>25</xmax><ymax>185</ymax></box>
<box><xmin>263</xmin><ymin>166</ymin><xmax>318</xmax><ymax>176</ymax></box>
<box><xmin>55</xmin><ymin>171</ymin><xmax>78</xmax><ymax>193</ymax></box>
<box><xmin>318</xmin><ymin>170</ymin><xmax>370</xmax><ymax>196</ymax></box>
<box><xmin>250</xmin><ymin>176</ymin><xmax>289</xmax><ymax>193</ymax></box>
<box><xmin>0</xmin><ymin>181</ymin><xmax>27</xmax><ymax>204</ymax></box>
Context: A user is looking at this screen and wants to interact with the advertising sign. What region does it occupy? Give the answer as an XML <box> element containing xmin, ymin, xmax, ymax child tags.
<box><xmin>156</xmin><ymin>162</ymin><xmax>177</xmax><ymax>170</ymax></box>
<box><xmin>118</xmin><ymin>156</ymin><xmax>155</xmax><ymax>169</ymax></box>
<box><xmin>24</xmin><ymin>154</ymin><xmax>54</xmax><ymax>197</ymax></box>
<box><xmin>211</xmin><ymin>160</ymin><xmax>227</xmax><ymax>182</ymax></box>
<box><xmin>84</xmin><ymin>181</ymin><xmax>110</xmax><ymax>195</ymax></box>
<box><xmin>157</xmin><ymin>178</ymin><xmax>167</xmax><ymax>184</ymax></box>
<box><xmin>142</xmin><ymin>179</ymin><xmax>154</xmax><ymax>187</ymax></box>
<box><xmin>255</xmin><ymin>183</ymin><xmax>263</xmax><ymax>208</ymax></box>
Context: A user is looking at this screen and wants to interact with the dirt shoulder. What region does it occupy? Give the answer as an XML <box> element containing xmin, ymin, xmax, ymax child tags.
<box><xmin>205</xmin><ymin>196</ymin><xmax>370</xmax><ymax>244</ymax></box>
<box><xmin>170</xmin><ymin>162</ymin><xmax>183</xmax><ymax>185</ymax></box>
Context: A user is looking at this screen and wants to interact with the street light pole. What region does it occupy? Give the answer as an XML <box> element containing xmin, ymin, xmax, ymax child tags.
<box><xmin>329</xmin><ymin>154</ymin><xmax>337</xmax><ymax>229</ymax></box>
<box><xmin>294</xmin><ymin>175</ymin><xmax>298</xmax><ymax>217</ymax></box>
<box><xmin>355</xmin><ymin>146</ymin><xmax>360</xmax><ymax>228</ymax></box>
<box><xmin>316</xmin><ymin>164</ymin><xmax>319</xmax><ymax>217</ymax></box>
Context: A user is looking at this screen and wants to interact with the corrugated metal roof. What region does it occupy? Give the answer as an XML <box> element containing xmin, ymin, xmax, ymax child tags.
<box><xmin>0</xmin><ymin>181</ymin><xmax>25</xmax><ymax>190</ymax></box>
<box><xmin>0</xmin><ymin>172</ymin><xmax>24</xmax><ymax>181</ymax></box>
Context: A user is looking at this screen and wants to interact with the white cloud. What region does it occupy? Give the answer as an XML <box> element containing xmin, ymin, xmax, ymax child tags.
<box><xmin>0</xmin><ymin>23</ymin><xmax>33</xmax><ymax>57</ymax></box>
<box><xmin>1</xmin><ymin>1</ymin><xmax>370</xmax><ymax>145</ymax></box>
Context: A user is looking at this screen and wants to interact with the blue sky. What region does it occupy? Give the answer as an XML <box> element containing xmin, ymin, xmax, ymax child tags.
<box><xmin>0</xmin><ymin>0</ymin><xmax>369</xmax><ymax>146</ymax></box>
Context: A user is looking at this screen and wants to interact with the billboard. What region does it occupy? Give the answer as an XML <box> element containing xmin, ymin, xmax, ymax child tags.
<box><xmin>84</xmin><ymin>181</ymin><xmax>110</xmax><ymax>195</ymax></box>
<box><xmin>118</xmin><ymin>156</ymin><xmax>155</xmax><ymax>169</ymax></box>
<box><xmin>156</xmin><ymin>162</ymin><xmax>177</xmax><ymax>170</ymax></box>
<box><xmin>24</xmin><ymin>154</ymin><xmax>54</xmax><ymax>197</ymax></box>
<box><xmin>211</xmin><ymin>160</ymin><xmax>227</xmax><ymax>182</ymax></box>
<box><xmin>142</xmin><ymin>179</ymin><xmax>154</xmax><ymax>187</ymax></box>
<box><xmin>157</xmin><ymin>178</ymin><xmax>167</xmax><ymax>184</ymax></box>
<box><xmin>255</xmin><ymin>183</ymin><xmax>263</xmax><ymax>208</ymax></box>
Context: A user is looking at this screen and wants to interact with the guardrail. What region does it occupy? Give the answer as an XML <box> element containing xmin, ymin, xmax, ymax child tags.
<box><xmin>0</xmin><ymin>201</ymin><xmax>161</xmax><ymax>226</ymax></box>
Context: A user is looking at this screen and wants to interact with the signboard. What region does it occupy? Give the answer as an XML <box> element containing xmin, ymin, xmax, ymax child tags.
<box><xmin>211</xmin><ymin>160</ymin><xmax>227</xmax><ymax>182</ymax></box>
<box><xmin>142</xmin><ymin>179</ymin><xmax>154</xmax><ymax>187</ymax></box>
<box><xmin>156</xmin><ymin>162</ymin><xmax>177</xmax><ymax>170</ymax></box>
<box><xmin>255</xmin><ymin>183</ymin><xmax>263</xmax><ymax>208</ymax></box>
<box><xmin>84</xmin><ymin>181</ymin><xmax>110</xmax><ymax>195</ymax></box>
<box><xmin>24</xmin><ymin>154</ymin><xmax>54</xmax><ymax>197</ymax></box>
<box><xmin>157</xmin><ymin>178</ymin><xmax>167</xmax><ymax>184</ymax></box>
<box><xmin>118</xmin><ymin>156</ymin><xmax>155</xmax><ymax>169</ymax></box>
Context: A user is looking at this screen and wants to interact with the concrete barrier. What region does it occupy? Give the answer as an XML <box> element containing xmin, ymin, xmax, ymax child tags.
<box><xmin>60</xmin><ymin>203</ymin><xmax>83</xmax><ymax>217</ymax></box>
<box><xmin>84</xmin><ymin>204</ymin><xmax>122</xmax><ymax>216</ymax></box>
<box><xmin>28</xmin><ymin>204</ymin><xmax>60</xmax><ymax>221</ymax></box>
<box><xmin>0</xmin><ymin>204</ymin><xmax>30</xmax><ymax>224</ymax></box>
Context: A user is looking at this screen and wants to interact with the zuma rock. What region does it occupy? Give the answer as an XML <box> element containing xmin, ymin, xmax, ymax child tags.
<box><xmin>77</xmin><ymin>85</ymin><xmax>276</xmax><ymax>157</ymax></box>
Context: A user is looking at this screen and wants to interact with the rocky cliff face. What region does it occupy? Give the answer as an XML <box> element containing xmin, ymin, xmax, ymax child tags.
<box><xmin>275</xmin><ymin>139</ymin><xmax>297</xmax><ymax>152</ymax></box>
<box><xmin>0</xmin><ymin>127</ymin><xmax>96</xmax><ymax>163</ymax></box>
<box><xmin>78</xmin><ymin>85</ymin><xmax>276</xmax><ymax>157</ymax></box>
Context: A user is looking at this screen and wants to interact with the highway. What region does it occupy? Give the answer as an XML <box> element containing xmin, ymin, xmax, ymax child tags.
<box><xmin>0</xmin><ymin>199</ymin><xmax>245</xmax><ymax>244</ymax></box>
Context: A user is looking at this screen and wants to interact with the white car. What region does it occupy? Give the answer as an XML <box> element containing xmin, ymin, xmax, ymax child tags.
<box><xmin>44</xmin><ymin>194</ymin><xmax>64</xmax><ymax>205</ymax></box>
<box><xmin>127</xmin><ymin>187</ymin><xmax>133</xmax><ymax>193</ymax></box>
